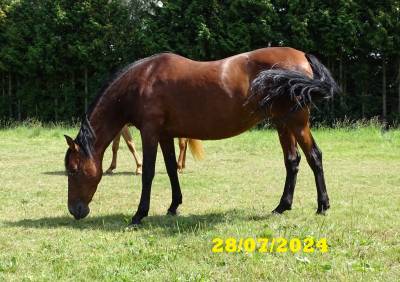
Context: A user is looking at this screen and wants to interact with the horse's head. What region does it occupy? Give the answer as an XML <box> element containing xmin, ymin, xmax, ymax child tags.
<box><xmin>64</xmin><ymin>135</ymin><xmax>102</xmax><ymax>220</ymax></box>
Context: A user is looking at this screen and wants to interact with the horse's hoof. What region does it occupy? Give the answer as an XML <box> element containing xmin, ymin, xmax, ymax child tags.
<box><xmin>316</xmin><ymin>206</ymin><xmax>330</xmax><ymax>215</ymax></box>
<box><xmin>177</xmin><ymin>169</ymin><xmax>183</xmax><ymax>174</ymax></box>
<box><xmin>167</xmin><ymin>209</ymin><xmax>179</xmax><ymax>216</ymax></box>
<box><xmin>129</xmin><ymin>220</ymin><xmax>142</xmax><ymax>227</ymax></box>
<box><xmin>135</xmin><ymin>167</ymin><xmax>143</xmax><ymax>175</ymax></box>
<box><xmin>272</xmin><ymin>203</ymin><xmax>291</xmax><ymax>214</ymax></box>
<box><xmin>130</xmin><ymin>216</ymin><xmax>143</xmax><ymax>226</ymax></box>
<box><xmin>105</xmin><ymin>169</ymin><xmax>114</xmax><ymax>174</ymax></box>
<box><xmin>316</xmin><ymin>201</ymin><xmax>330</xmax><ymax>215</ymax></box>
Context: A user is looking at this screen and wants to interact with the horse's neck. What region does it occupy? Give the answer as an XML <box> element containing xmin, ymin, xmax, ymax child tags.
<box><xmin>89</xmin><ymin>96</ymin><xmax>127</xmax><ymax>163</ymax></box>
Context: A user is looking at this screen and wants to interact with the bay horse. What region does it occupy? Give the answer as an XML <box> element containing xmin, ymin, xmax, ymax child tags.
<box><xmin>105</xmin><ymin>125</ymin><xmax>204</xmax><ymax>174</ymax></box>
<box><xmin>64</xmin><ymin>47</ymin><xmax>340</xmax><ymax>226</ymax></box>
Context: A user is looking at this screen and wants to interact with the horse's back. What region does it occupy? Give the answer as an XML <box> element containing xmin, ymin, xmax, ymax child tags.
<box><xmin>134</xmin><ymin>53</ymin><xmax>257</xmax><ymax>138</ymax></box>
<box><xmin>133</xmin><ymin>47</ymin><xmax>309</xmax><ymax>86</ymax></box>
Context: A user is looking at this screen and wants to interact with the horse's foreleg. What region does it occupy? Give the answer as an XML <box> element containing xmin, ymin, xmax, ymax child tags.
<box><xmin>121</xmin><ymin>127</ymin><xmax>143</xmax><ymax>175</ymax></box>
<box><xmin>177</xmin><ymin>138</ymin><xmax>188</xmax><ymax>173</ymax></box>
<box><xmin>105</xmin><ymin>131</ymin><xmax>122</xmax><ymax>174</ymax></box>
<box><xmin>273</xmin><ymin>126</ymin><xmax>301</xmax><ymax>214</ymax></box>
<box><xmin>293</xmin><ymin>124</ymin><xmax>330</xmax><ymax>214</ymax></box>
<box><xmin>131</xmin><ymin>129</ymin><xmax>159</xmax><ymax>225</ymax></box>
<box><xmin>160</xmin><ymin>137</ymin><xmax>182</xmax><ymax>215</ymax></box>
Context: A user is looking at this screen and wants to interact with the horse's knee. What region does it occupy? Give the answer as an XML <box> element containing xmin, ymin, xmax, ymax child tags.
<box><xmin>285</xmin><ymin>150</ymin><xmax>301</xmax><ymax>175</ymax></box>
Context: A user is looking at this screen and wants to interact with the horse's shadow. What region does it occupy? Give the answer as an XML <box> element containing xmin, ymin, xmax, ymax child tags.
<box><xmin>41</xmin><ymin>171</ymin><xmax>176</xmax><ymax>176</ymax></box>
<box><xmin>41</xmin><ymin>171</ymin><xmax>137</xmax><ymax>176</ymax></box>
<box><xmin>4</xmin><ymin>209</ymin><xmax>275</xmax><ymax>236</ymax></box>
<box><xmin>104</xmin><ymin>171</ymin><xmax>138</xmax><ymax>176</ymax></box>
<box><xmin>42</xmin><ymin>171</ymin><xmax>66</xmax><ymax>176</ymax></box>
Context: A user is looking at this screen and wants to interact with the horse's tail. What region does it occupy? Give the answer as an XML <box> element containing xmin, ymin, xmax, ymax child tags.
<box><xmin>188</xmin><ymin>139</ymin><xmax>205</xmax><ymax>161</ymax></box>
<box><xmin>249</xmin><ymin>54</ymin><xmax>341</xmax><ymax>111</ymax></box>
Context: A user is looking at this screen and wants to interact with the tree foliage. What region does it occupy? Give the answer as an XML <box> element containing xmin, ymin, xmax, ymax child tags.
<box><xmin>0</xmin><ymin>0</ymin><xmax>399</xmax><ymax>123</ymax></box>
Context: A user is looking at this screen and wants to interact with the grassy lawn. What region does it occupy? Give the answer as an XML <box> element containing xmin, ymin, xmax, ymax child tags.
<box><xmin>0</xmin><ymin>123</ymin><xmax>399</xmax><ymax>281</ymax></box>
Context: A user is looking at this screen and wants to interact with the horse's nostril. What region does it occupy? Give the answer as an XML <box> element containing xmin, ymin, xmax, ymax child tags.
<box><xmin>76</xmin><ymin>202</ymin><xmax>83</xmax><ymax>214</ymax></box>
<box><xmin>69</xmin><ymin>201</ymin><xmax>90</xmax><ymax>220</ymax></box>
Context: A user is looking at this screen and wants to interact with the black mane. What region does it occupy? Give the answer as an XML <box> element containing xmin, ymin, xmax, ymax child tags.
<box><xmin>64</xmin><ymin>116</ymin><xmax>96</xmax><ymax>170</ymax></box>
<box><xmin>75</xmin><ymin>115</ymin><xmax>96</xmax><ymax>158</ymax></box>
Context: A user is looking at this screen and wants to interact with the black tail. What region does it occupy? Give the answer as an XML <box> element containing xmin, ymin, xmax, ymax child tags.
<box><xmin>249</xmin><ymin>54</ymin><xmax>341</xmax><ymax>111</ymax></box>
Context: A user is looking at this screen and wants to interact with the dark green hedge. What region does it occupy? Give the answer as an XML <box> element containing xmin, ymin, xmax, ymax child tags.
<box><xmin>1</xmin><ymin>0</ymin><xmax>399</xmax><ymax>124</ymax></box>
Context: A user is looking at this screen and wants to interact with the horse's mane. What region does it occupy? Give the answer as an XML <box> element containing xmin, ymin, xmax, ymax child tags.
<box><xmin>74</xmin><ymin>53</ymin><xmax>167</xmax><ymax>158</ymax></box>
<box><xmin>75</xmin><ymin>115</ymin><xmax>96</xmax><ymax>157</ymax></box>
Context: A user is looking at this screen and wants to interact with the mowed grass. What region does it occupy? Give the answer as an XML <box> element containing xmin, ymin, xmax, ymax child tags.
<box><xmin>0</xmin><ymin>123</ymin><xmax>399</xmax><ymax>281</ymax></box>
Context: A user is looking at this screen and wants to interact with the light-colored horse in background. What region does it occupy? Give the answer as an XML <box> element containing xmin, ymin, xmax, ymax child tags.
<box><xmin>105</xmin><ymin>125</ymin><xmax>204</xmax><ymax>174</ymax></box>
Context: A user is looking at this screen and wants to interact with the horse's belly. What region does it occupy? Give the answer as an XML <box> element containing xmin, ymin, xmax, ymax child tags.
<box><xmin>165</xmin><ymin>95</ymin><xmax>263</xmax><ymax>139</ymax></box>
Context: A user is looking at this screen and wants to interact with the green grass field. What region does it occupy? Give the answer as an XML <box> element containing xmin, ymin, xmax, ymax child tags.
<box><xmin>0</xmin><ymin>123</ymin><xmax>399</xmax><ymax>281</ymax></box>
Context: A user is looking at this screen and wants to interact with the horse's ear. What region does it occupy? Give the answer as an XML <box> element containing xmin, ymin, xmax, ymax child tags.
<box><xmin>64</xmin><ymin>135</ymin><xmax>79</xmax><ymax>152</ymax></box>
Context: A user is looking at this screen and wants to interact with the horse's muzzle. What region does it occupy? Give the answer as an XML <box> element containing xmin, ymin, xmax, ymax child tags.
<box><xmin>68</xmin><ymin>201</ymin><xmax>90</xmax><ymax>220</ymax></box>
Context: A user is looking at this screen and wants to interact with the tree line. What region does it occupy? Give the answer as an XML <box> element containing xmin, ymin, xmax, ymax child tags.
<box><xmin>0</xmin><ymin>0</ymin><xmax>399</xmax><ymax>124</ymax></box>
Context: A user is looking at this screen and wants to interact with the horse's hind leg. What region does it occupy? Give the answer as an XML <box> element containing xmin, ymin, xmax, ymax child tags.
<box><xmin>177</xmin><ymin>138</ymin><xmax>188</xmax><ymax>173</ymax></box>
<box><xmin>182</xmin><ymin>139</ymin><xmax>188</xmax><ymax>170</ymax></box>
<box><xmin>160</xmin><ymin>137</ymin><xmax>182</xmax><ymax>215</ymax></box>
<box><xmin>293</xmin><ymin>123</ymin><xmax>330</xmax><ymax>214</ymax></box>
<box><xmin>273</xmin><ymin>126</ymin><xmax>301</xmax><ymax>214</ymax></box>
<box><xmin>121</xmin><ymin>127</ymin><xmax>143</xmax><ymax>175</ymax></box>
<box><xmin>131</xmin><ymin>128</ymin><xmax>159</xmax><ymax>225</ymax></box>
<box><xmin>105</xmin><ymin>131</ymin><xmax>122</xmax><ymax>174</ymax></box>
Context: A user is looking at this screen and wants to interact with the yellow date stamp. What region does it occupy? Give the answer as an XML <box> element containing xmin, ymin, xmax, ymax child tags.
<box><xmin>212</xmin><ymin>237</ymin><xmax>328</xmax><ymax>254</ymax></box>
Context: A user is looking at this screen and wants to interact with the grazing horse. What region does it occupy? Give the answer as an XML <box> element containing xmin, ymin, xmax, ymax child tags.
<box><xmin>105</xmin><ymin>125</ymin><xmax>203</xmax><ymax>174</ymax></box>
<box><xmin>64</xmin><ymin>47</ymin><xmax>340</xmax><ymax>225</ymax></box>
